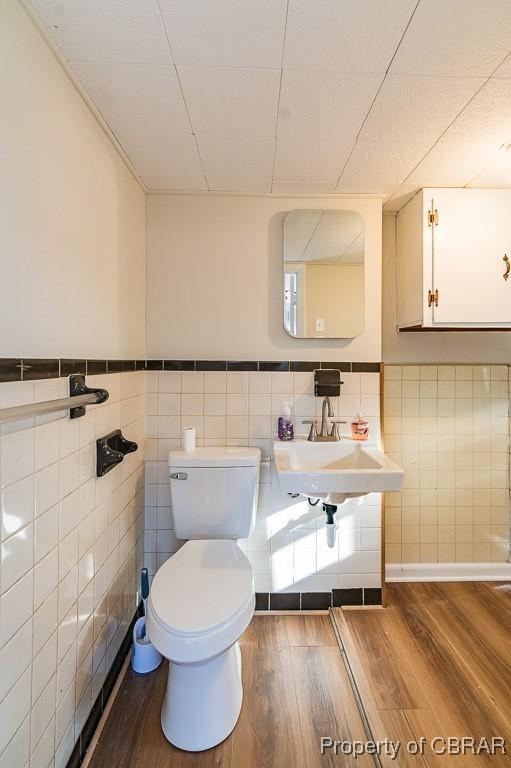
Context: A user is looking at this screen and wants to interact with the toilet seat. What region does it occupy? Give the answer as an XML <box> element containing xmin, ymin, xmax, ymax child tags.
<box><xmin>146</xmin><ymin>540</ymin><xmax>255</xmax><ymax>664</ymax></box>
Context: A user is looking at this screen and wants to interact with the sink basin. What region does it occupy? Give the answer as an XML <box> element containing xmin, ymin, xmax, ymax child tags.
<box><xmin>273</xmin><ymin>439</ymin><xmax>404</xmax><ymax>504</ymax></box>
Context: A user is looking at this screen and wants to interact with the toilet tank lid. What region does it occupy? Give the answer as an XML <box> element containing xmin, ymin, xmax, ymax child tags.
<box><xmin>169</xmin><ymin>447</ymin><xmax>261</xmax><ymax>468</ymax></box>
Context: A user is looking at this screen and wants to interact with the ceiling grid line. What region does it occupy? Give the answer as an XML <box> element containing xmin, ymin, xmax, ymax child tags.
<box><xmin>387</xmin><ymin>45</ymin><xmax>511</xmax><ymax>208</ymax></box>
<box><xmin>334</xmin><ymin>0</ymin><xmax>421</xmax><ymax>188</ymax></box>
<box><xmin>29</xmin><ymin>0</ymin><xmax>511</xmax><ymax>200</ymax></box>
<box><xmin>401</xmin><ymin>49</ymin><xmax>511</xmax><ymax>184</ymax></box>
<box><xmin>270</xmin><ymin>0</ymin><xmax>290</xmax><ymax>193</ymax></box>
<box><xmin>155</xmin><ymin>0</ymin><xmax>210</xmax><ymax>190</ymax></box>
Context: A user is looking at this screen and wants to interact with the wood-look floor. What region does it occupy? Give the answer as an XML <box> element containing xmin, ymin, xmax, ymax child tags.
<box><xmin>88</xmin><ymin>614</ymin><xmax>372</xmax><ymax>768</ymax></box>
<box><xmin>89</xmin><ymin>583</ymin><xmax>511</xmax><ymax>768</ymax></box>
<box><xmin>332</xmin><ymin>582</ymin><xmax>511</xmax><ymax>767</ymax></box>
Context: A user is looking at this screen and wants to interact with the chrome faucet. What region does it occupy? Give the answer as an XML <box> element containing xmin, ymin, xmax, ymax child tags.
<box><xmin>302</xmin><ymin>396</ymin><xmax>345</xmax><ymax>442</ymax></box>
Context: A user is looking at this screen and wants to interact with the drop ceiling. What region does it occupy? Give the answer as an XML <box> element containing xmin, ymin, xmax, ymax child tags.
<box><xmin>29</xmin><ymin>0</ymin><xmax>511</xmax><ymax>210</ymax></box>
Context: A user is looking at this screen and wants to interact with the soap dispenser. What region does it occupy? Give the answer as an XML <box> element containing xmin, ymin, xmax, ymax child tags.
<box><xmin>351</xmin><ymin>411</ymin><xmax>369</xmax><ymax>441</ymax></box>
<box><xmin>278</xmin><ymin>401</ymin><xmax>294</xmax><ymax>441</ymax></box>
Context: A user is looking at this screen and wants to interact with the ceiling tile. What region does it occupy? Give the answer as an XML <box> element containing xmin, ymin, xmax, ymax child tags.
<box><xmin>494</xmin><ymin>54</ymin><xmax>511</xmax><ymax>78</ymax></box>
<box><xmin>406</xmin><ymin>141</ymin><xmax>499</xmax><ymax>186</ymax></box>
<box><xmin>468</xmin><ymin>148</ymin><xmax>511</xmax><ymax>187</ymax></box>
<box><xmin>272</xmin><ymin>182</ymin><xmax>338</xmax><ymax>194</ymax></box>
<box><xmin>116</xmin><ymin>132</ymin><xmax>203</xmax><ymax>178</ymax></box>
<box><xmin>31</xmin><ymin>0</ymin><xmax>171</xmax><ymax>64</ymax></box>
<box><xmin>143</xmin><ymin>177</ymin><xmax>208</xmax><ymax>191</ymax></box>
<box><xmin>283</xmin><ymin>0</ymin><xmax>416</xmax><ymax>73</ymax></box>
<box><xmin>178</xmin><ymin>66</ymin><xmax>280</xmax><ymax>137</ymax></box>
<box><xmin>277</xmin><ymin>70</ymin><xmax>382</xmax><ymax>139</ymax></box>
<box><xmin>390</xmin><ymin>0</ymin><xmax>511</xmax><ymax>77</ymax></box>
<box><xmin>159</xmin><ymin>0</ymin><xmax>287</xmax><ymax>68</ymax></box>
<box><xmin>71</xmin><ymin>62</ymin><xmax>190</xmax><ymax>133</ymax></box>
<box><xmin>274</xmin><ymin>137</ymin><xmax>352</xmax><ymax>183</ymax></box>
<box><xmin>338</xmin><ymin>140</ymin><xmax>428</xmax><ymax>186</ymax></box>
<box><xmin>359</xmin><ymin>75</ymin><xmax>485</xmax><ymax>144</ymax></box>
<box><xmin>438</xmin><ymin>79</ymin><xmax>511</xmax><ymax>150</ymax></box>
<box><xmin>197</xmin><ymin>136</ymin><xmax>275</xmax><ymax>191</ymax></box>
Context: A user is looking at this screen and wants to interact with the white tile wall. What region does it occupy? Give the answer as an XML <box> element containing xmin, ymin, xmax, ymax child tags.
<box><xmin>0</xmin><ymin>372</ymin><xmax>145</xmax><ymax>768</ymax></box>
<box><xmin>384</xmin><ymin>365</ymin><xmax>511</xmax><ymax>564</ymax></box>
<box><xmin>144</xmin><ymin>369</ymin><xmax>382</xmax><ymax>593</ymax></box>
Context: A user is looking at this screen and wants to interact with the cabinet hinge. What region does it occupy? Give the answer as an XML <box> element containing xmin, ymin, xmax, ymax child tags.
<box><xmin>428</xmin><ymin>289</ymin><xmax>439</xmax><ymax>308</ymax></box>
<box><xmin>428</xmin><ymin>208</ymin><xmax>439</xmax><ymax>226</ymax></box>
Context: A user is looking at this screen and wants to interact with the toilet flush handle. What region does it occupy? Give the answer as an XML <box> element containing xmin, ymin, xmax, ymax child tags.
<box><xmin>170</xmin><ymin>472</ymin><xmax>188</xmax><ymax>480</ymax></box>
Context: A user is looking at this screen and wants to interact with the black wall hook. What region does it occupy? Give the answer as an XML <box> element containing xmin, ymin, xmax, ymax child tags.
<box><xmin>97</xmin><ymin>429</ymin><xmax>138</xmax><ymax>477</ymax></box>
<box><xmin>70</xmin><ymin>374</ymin><xmax>109</xmax><ymax>419</ymax></box>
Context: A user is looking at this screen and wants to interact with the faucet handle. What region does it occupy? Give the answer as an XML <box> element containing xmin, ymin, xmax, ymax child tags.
<box><xmin>329</xmin><ymin>420</ymin><xmax>347</xmax><ymax>439</ymax></box>
<box><xmin>301</xmin><ymin>420</ymin><xmax>318</xmax><ymax>441</ymax></box>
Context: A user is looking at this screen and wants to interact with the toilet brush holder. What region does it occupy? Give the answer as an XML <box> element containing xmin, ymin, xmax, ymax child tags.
<box><xmin>131</xmin><ymin>617</ymin><xmax>162</xmax><ymax>674</ymax></box>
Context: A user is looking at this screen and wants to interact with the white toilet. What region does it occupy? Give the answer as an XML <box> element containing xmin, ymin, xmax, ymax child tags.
<box><xmin>146</xmin><ymin>447</ymin><xmax>261</xmax><ymax>752</ymax></box>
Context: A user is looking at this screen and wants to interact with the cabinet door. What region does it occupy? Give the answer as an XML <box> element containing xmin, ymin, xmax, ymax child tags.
<box><xmin>431</xmin><ymin>189</ymin><xmax>511</xmax><ymax>325</ymax></box>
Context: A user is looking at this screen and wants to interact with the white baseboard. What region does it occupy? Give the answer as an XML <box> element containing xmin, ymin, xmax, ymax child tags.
<box><xmin>386</xmin><ymin>561</ymin><xmax>511</xmax><ymax>582</ymax></box>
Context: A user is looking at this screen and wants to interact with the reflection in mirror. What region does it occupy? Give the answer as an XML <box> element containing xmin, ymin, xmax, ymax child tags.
<box><xmin>283</xmin><ymin>210</ymin><xmax>365</xmax><ymax>339</ymax></box>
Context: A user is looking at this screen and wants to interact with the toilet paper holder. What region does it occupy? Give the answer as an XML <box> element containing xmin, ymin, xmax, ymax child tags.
<box><xmin>97</xmin><ymin>429</ymin><xmax>138</xmax><ymax>477</ymax></box>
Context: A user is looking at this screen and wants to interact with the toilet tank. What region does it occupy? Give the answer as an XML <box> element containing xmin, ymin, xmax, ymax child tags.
<box><xmin>168</xmin><ymin>447</ymin><xmax>261</xmax><ymax>540</ymax></box>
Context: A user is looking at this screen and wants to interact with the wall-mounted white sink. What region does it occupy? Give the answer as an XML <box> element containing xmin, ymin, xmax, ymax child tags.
<box><xmin>273</xmin><ymin>439</ymin><xmax>404</xmax><ymax>504</ymax></box>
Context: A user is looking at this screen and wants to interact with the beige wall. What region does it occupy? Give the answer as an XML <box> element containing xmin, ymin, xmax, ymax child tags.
<box><xmin>382</xmin><ymin>214</ymin><xmax>511</xmax><ymax>363</ymax></box>
<box><xmin>146</xmin><ymin>194</ymin><xmax>381</xmax><ymax>361</ymax></box>
<box><xmin>0</xmin><ymin>0</ymin><xmax>146</xmax><ymax>359</ymax></box>
<box><xmin>303</xmin><ymin>263</ymin><xmax>364</xmax><ymax>338</ymax></box>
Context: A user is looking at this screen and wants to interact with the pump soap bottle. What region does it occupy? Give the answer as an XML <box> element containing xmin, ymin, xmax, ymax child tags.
<box><xmin>278</xmin><ymin>401</ymin><xmax>294</xmax><ymax>441</ymax></box>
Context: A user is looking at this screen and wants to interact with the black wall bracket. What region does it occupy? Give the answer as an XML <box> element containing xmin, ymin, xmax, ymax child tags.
<box><xmin>97</xmin><ymin>429</ymin><xmax>138</xmax><ymax>477</ymax></box>
<box><xmin>70</xmin><ymin>374</ymin><xmax>109</xmax><ymax>419</ymax></box>
<box><xmin>314</xmin><ymin>368</ymin><xmax>343</xmax><ymax>397</ymax></box>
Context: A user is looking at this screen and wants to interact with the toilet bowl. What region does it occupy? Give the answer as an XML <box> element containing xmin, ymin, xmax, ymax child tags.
<box><xmin>145</xmin><ymin>447</ymin><xmax>260</xmax><ymax>752</ymax></box>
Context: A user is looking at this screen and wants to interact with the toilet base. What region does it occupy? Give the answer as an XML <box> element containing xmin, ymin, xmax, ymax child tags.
<box><xmin>161</xmin><ymin>641</ymin><xmax>243</xmax><ymax>751</ymax></box>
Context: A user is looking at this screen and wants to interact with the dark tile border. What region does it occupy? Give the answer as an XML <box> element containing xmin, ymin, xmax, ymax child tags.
<box><xmin>0</xmin><ymin>359</ymin><xmax>381</xmax><ymax>383</ymax></box>
<box><xmin>86</xmin><ymin>360</ymin><xmax>107</xmax><ymax>375</ymax></box>
<box><xmin>290</xmin><ymin>361</ymin><xmax>320</xmax><ymax>372</ymax></box>
<box><xmin>227</xmin><ymin>361</ymin><xmax>259</xmax><ymax>371</ymax></box>
<box><xmin>22</xmin><ymin>359</ymin><xmax>60</xmax><ymax>380</ymax></box>
<box><xmin>256</xmin><ymin>589</ymin><xmax>380</xmax><ymax>611</ymax></box>
<box><xmin>301</xmin><ymin>592</ymin><xmax>332</xmax><ymax>610</ymax></box>
<box><xmin>61</xmin><ymin>359</ymin><xmax>86</xmax><ymax>377</ymax></box>
<box><xmin>68</xmin><ymin>606</ymin><xmax>141</xmax><ymax>768</ymax></box>
<box><xmin>269</xmin><ymin>592</ymin><xmax>300</xmax><ymax>610</ymax></box>
<box><xmin>0</xmin><ymin>359</ymin><xmax>22</xmax><ymax>382</ymax></box>
<box><xmin>255</xmin><ymin>593</ymin><xmax>269</xmax><ymax>611</ymax></box>
<box><xmin>332</xmin><ymin>588</ymin><xmax>363</xmax><ymax>607</ymax></box>
<box><xmin>352</xmin><ymin>362</ymin><xmax>381</xmax><ymax>373</ymax></box>
<box><xmin>259</xmin><ymin>361</ymin><xmax>290</xmax><ymax>372</ymax></box>
<box><xmin>322</xmin><ymin>362</ymin><xmax>351</xmax><ymax>372</ymax></box>
<box><xmin>164</xmin><ymin>360</ymin><xmax>195</xmax><ymax>371</ymax></box>
<box><xmin>363</xmin><ymin>587</ymin><xmax>382</xmax><ymax>606</ymax></box>
<box><xmin>196</xmin><ymin>360</ymin><xmax>227</xmax><ymax>371</ymax></box>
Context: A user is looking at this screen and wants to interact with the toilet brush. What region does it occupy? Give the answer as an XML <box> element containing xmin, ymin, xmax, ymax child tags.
<box><xmin>132</xmin><ymin>567</ymin><xmax>162</xmax><ymax>673</ymax></box>
<box><xmin>141</xmin><ymin>567</ymin><xmax>149</xmax><ymax>636</ymax></box>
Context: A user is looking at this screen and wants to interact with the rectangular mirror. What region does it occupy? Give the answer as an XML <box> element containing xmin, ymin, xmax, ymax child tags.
<box><xmin>283</xmin><ymin>210</ymin><xmax>365</xmax><ymax>338</ymax></box>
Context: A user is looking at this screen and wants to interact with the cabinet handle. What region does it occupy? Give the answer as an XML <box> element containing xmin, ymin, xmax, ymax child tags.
<box><xmin>503</xmin><ymin>254</ymin><xmax>510</xmax><ymax>282</ymax></box>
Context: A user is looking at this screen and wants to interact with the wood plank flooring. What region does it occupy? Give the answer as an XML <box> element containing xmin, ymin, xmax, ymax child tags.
<box><xmin>88</xmin><ymin>583</ymin><xmax>511</xmax><ymax>768</ymax></box>
<box><xmin>332</xmin><ymin>582</ymin><xmax>511</xmax><ymax>767</ymax></box>
<box><xmin>88</xmin><ymin>613</ymin><xmax>371</xmax><ymax>768</ymax></box>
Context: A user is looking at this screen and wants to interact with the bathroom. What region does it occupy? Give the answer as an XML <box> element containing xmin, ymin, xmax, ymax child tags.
<box><xmin>1</xmin><ymin>0</ymin><xmax>510</xmax><ymax>766</ymax></box>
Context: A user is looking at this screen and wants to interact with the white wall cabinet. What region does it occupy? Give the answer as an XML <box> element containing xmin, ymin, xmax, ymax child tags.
<box><xmin>397</xmin><ymin>188</ymin><xmax>511</xmax><ymax>330</ymax></box>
